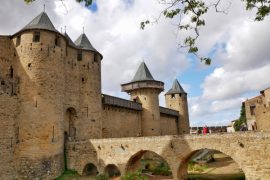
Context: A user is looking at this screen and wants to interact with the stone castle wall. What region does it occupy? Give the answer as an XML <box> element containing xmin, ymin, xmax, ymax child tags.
<box><xmin>244</xmin><ymin>88</ymin><xmax>270</xmax><ymax>131</ymax></box>
<box><xmin>0</xmin><ymin>94</ymin><xmax>19</xmax><ymax>179</ymax></box>
<box><xmin>255</xmin><ymin>105</ymin><xmax>270</xmax><ymax>131</ymax></box>
<box><xmin>160</xmin><ymin>114</ymin><xmax>178</xmax><ymax>135</ymax></box>
<box><xmin>101</xmin><ymin>105</ymin><xmax>142</xmax><ymax>138</ymax></box>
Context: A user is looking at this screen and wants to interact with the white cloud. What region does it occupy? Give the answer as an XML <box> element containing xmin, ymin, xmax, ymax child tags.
<box><xmin>1</xmin><ymin>0</ymin><xmax>270</xmax><ymax>127</ymax></box>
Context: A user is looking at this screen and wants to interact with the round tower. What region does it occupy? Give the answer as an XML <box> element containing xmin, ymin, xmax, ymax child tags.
<box><xmin>165</xmin><ymin>79</ymin><xmax>190</xmax><ymax>134</ymax></box>
<box><xmin>121</xmin><ymin>62</ymin><xmax>164</xmax><ymax>136</ymax></box>
<box><xmin>73</xmin><ymin>33</ymin><xmax>103</xmax><ymax>139</ymax></box>
<box><xmin>12</xmin><ymin>12</ymin><xmax>67</xmax><ymax>179</ymax></box>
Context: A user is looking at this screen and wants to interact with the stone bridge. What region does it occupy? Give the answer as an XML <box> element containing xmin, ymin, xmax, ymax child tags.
<box><xmin>66</xmin><ymin>132</ymin><xmax>270</xmax><ymax>180</ymax></box>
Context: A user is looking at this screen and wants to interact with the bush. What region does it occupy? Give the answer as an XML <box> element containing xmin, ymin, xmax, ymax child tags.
<box><xmin>121</xmin><ymin>169</ymin><xmax>148</xmax><ymax>180</ymax></box>
<box><xmin>95</xmin><ymin>173</ymin><xmax>109</xmax><ymax>180</ymax></box>
<box><xmin>152</xmin><ymin>163</ymin><xmax>172</xmax><ymax>176</ymax></box>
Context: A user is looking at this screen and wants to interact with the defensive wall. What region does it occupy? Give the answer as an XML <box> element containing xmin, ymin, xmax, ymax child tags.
<box><xmin>67</xmin><ymin>132</ymin><xmax>270</xmax><ymax>180</ymax></box>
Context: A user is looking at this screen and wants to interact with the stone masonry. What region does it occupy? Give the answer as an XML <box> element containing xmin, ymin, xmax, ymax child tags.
<box><xmin>67</xmin><ymin>132</ymin><xmax>270</xmax><ymax>180</ymax></box>
<box><xmin>0</xmin><ymin>12</ymin><xmax>190</xmax><ymax>179</ymax></box>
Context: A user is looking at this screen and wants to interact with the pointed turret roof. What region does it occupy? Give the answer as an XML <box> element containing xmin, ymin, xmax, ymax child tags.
<box><xmin>166</xmin><ymin>79</ymin><xmax>186</xmax><ymax>95</ymax></box>
<box><xmin>22</xmin><ymin>12</ymin><xmax>58</xmax><ymax>33</ymax></box>
<box><xmin>131</xmin><ymin>62</ymin><xmax>154</xmax><ymax>82</ymax></box>
<box><xmin>75</xmin><ymin>33</ymin><xmax>97</xmax><ymax>51</ymax></box>
<box><xmin>63</xmin><ymin>32</ymin><xmax>76</xmax><ymax>47</ymax></box>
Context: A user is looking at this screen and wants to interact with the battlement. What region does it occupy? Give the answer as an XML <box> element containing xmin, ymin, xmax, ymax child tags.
<box><xmin>160</xmin><ymin>106</ymin><xmax>179</xmax><ymax>117</ymax></box>
<box><xmin>121</xmin><ymin>80</ymin><xmax>164</xmax><ymax>92</ymax></box>
<box><xmin>102</xmin><ymin>94</ymin><xmax>142</xmax><ymax>111</ymax></box>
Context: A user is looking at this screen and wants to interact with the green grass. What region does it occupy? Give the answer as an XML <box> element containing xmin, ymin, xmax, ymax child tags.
<box><xmin>188</xmin><ymin>162</ymin><xmax>209</xmax><ymax>173</ymax></box>
<box><xmin>188</xmin><ymin>173</ymin><xmax>245</xmax><ymax>180</ymax></box>
<box><xmin>121</xmin><ymin>169</ymin><xmax>148</xmax><ymax>180</ymax></box>
<box><xmin>55</xmin><ymin>169</ymin><xmax>79</xmax><ymax>180</ymax></box>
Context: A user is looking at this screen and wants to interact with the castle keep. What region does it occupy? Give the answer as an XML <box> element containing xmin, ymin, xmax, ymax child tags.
<box><xmin>0</xmin><ymin>12</ymin><xmax>189</xmax><ymax>179</ymax></box>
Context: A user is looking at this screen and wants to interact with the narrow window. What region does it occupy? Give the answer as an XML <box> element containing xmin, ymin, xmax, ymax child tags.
<box><xmin>55</xmin><ymin>35</ymin><xmax>60</xmax><ymax>46</ymax></box>
<box><xmin>77</xmin><ymin>50</ymin><xmax>82</xmax><ymax>61</ymax></box>
<box><xmin>250</xmin><ymin>105</ymin><xmax>256</xmax><ymax>115</ymax></box>
<box><xmin>16</xmin><ymin>35</ymin><xmax>21</xmax><ymax>47</ymax></box>
<box><xmin>33</xmin><ymin>32</ymin><xmax>40</xmax><ymax>42</ymax></box>
<box><xmin>94</xmin><ymin>54</ymin><xmax>99</xmax><ymax>62</ymax></box>
<box><xmin>10</xmin><ymin>66</ymin><xmax>14</xmax><ymax>78</ymax></box>
<box><xmin>171</xmin><ymin>94</ymin><xmax>175</xmax><ymax>98</ymax></box>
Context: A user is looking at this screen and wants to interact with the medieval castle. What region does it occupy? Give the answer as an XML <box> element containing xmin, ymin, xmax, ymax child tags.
<box><xmin>0</xmin><ymin>12</ymin><xmax>189</xmax><ymax>179</ymax></box>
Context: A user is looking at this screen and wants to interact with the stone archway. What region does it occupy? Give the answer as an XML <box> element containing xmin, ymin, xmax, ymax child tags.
<box><xmin>104</xmin><ymin>164</ymin><xmax>121</xmax><ymax>178</ymax></box>
<box><xmin>64</xmin><ymin>107</ymin><xmax>77</xmax><ymax>140</ymax></box>
<box><xmin>178</xmin><ymin>148</ymin><xmax>245</xmax><ymax>180</ymax></box>
<box><xmin>82</xmin><ymin>163</ymin><xmax>98</xmax><ymax>176</ymax></box>
<box><xmin>125</xmin><ymin>150</ymin><xmax>173</xmax><ymax>178</ymax></box>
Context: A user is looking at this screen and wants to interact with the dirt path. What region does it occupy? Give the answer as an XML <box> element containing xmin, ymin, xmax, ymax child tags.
<box><xmin>189</xmin><ymin>152</ymin><xmax>245</xmax><ymax>180</ymax></box>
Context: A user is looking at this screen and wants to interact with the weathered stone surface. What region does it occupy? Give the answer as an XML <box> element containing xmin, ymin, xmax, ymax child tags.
<box><xmin>67</xmin><ymin>132</ymin><xmax>270</xmax><ymax>180</ymax></box>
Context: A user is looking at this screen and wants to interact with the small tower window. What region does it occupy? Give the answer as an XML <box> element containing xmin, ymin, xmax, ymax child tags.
<box><xmin>33</xmin><ymin>32</ymin><xmax>40</xmax><ymax>42</ymax></box>
<box><xmin>10</xmin><ymin>66</ymin><xmax>14</xmax><ymax>78</ymax></box>
<box><xmin>16</xmin><ymin>35</ymin><xmax>21</xmax><ymax>47</ymax></box>
<box><xmin>55</xmin><ymin>35</ymin><xmax>61</xmax><ymax>46</ymax></box>
<box><xmin>77</xmin><ymin>50</ymin><xmax>82</xmax><ymax>61</ymax></box>
<box><xmin>171</xmin><ymin>94</ymin><xmax>175</xmax><ymax>99</ymax></box>
<box><xmin>94</xmin><ymin>54</ymin><xmax>99</xmax><ymax>62</ymax></box>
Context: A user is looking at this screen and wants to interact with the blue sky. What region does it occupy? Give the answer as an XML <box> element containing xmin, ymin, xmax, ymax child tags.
<box><xmin>1</xmin><ymin>0</ymin><xmax>270</xmax><ymax>127</ymax></box>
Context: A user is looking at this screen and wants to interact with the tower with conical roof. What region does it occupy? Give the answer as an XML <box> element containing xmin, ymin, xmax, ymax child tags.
<box><xmin>121</xmin><ymin>62</ymin><xmax>164</xmax><ymax>136</ymax></box>
<box><xmin>8</xmin><ymin>11</ymin><xmax>103</xmax><ymax>179</ymax></box>
<box><xmin>165</xmin><ymin>79</ymin><xmax>190</xmax><ymax>134</ymax></box>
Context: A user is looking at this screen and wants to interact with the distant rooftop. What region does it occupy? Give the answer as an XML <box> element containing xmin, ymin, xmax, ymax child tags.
<box><xmin>166</xmin><ymin>79</ymin><xmax>186</xmax><ymax>95</ymax></box>
<box><xmin>75</xmin><ymin>33</ymin><xmax>98</xmax><ymax>52</ymax></box>
<box><xmin>131</xmin><ymin>62</ymin><xmax>155</xmax><ymax>82</ymax></box>
<box><xmin>22</xmin><ymin>12</ymin><xmax>58</xmax><ymax>33</ymax></box>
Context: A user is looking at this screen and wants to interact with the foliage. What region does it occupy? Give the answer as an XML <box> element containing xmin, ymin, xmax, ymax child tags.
<box><xmin>95</xmin><ymin>173</ymin><xmax>109</xmax><ymax>180</ymax></box>
<box><xmin>152</xmin><ymin>162</ymin><xmax>172</xmax><ymax>176</ymax></box>
<box><xmin>234</xmin><ymin>103</ymin><xmax>247</xmax><ymax>131</ymax></box>
<box><xmin>141</xmin><ymin>0</ymin><xmax>270</xmax><ymax>65</ymax></box>
<box><xmin>55</xmin><ymin>169</ymin><xmax>79</xmax><ymax>180</ymax></box>
<box><xmin>121</xmin><ymin>169</ymin><xmax>148</xmax><ymax>180</ymax></box>
<box><xmin>188</xmin><ymin>161</ymin><xmax>208</xmax><ymax>173</ymax></box>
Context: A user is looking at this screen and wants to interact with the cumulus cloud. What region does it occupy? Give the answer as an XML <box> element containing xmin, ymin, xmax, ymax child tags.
<box><xmin>189</xmin><ymin>0</ymin><xmax>270</xmax><ymax>126</ymax></box>
<box><xmin>1</xmin><ymin>0</ymin><xmax>270</xmax><ymax>127</ymax></box>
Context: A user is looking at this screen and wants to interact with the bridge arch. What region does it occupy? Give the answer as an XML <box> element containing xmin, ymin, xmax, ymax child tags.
<box><xmin>177</xmin><ymin>148</ymin><xmax>245</xmax><ymax>180</ymax></box>
<box><xmin>104</xmin><ymin>164</ymin><xmax>121</xmax><ymax>178</ymax></box>
<box><xmin>82</xmin><ymin>163</ymin><xmax>99</xmax><ymax>176</ymax></box>
<box><xmin>125</xmin><ymin>150</ymin><xmax>172</xmax><ymax>178</ymax></box>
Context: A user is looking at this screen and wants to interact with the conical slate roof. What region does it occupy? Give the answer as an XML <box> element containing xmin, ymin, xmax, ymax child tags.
<box><xmin>131</xmin><ymin>62</ymin><xmax>155</xmax><ymax>82</ymax></box>
<box><xmin>75</xmin><ymin>33</ymin><xmax>97</xmax><ymax>52</ymax></box>
<box><xmin>166</xmin><ymin>79</ymin><xmax>186</xmax><ymax>95</ymax></box>
<box><xmin>22</xmin><ymin>12</ymin><xmax>58</xmax><ymax>33</ymax></box>
<box><xmin>63</xmin><ymin>32</ymin><xmax>76</xmax><ymax>47</ymax></box>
